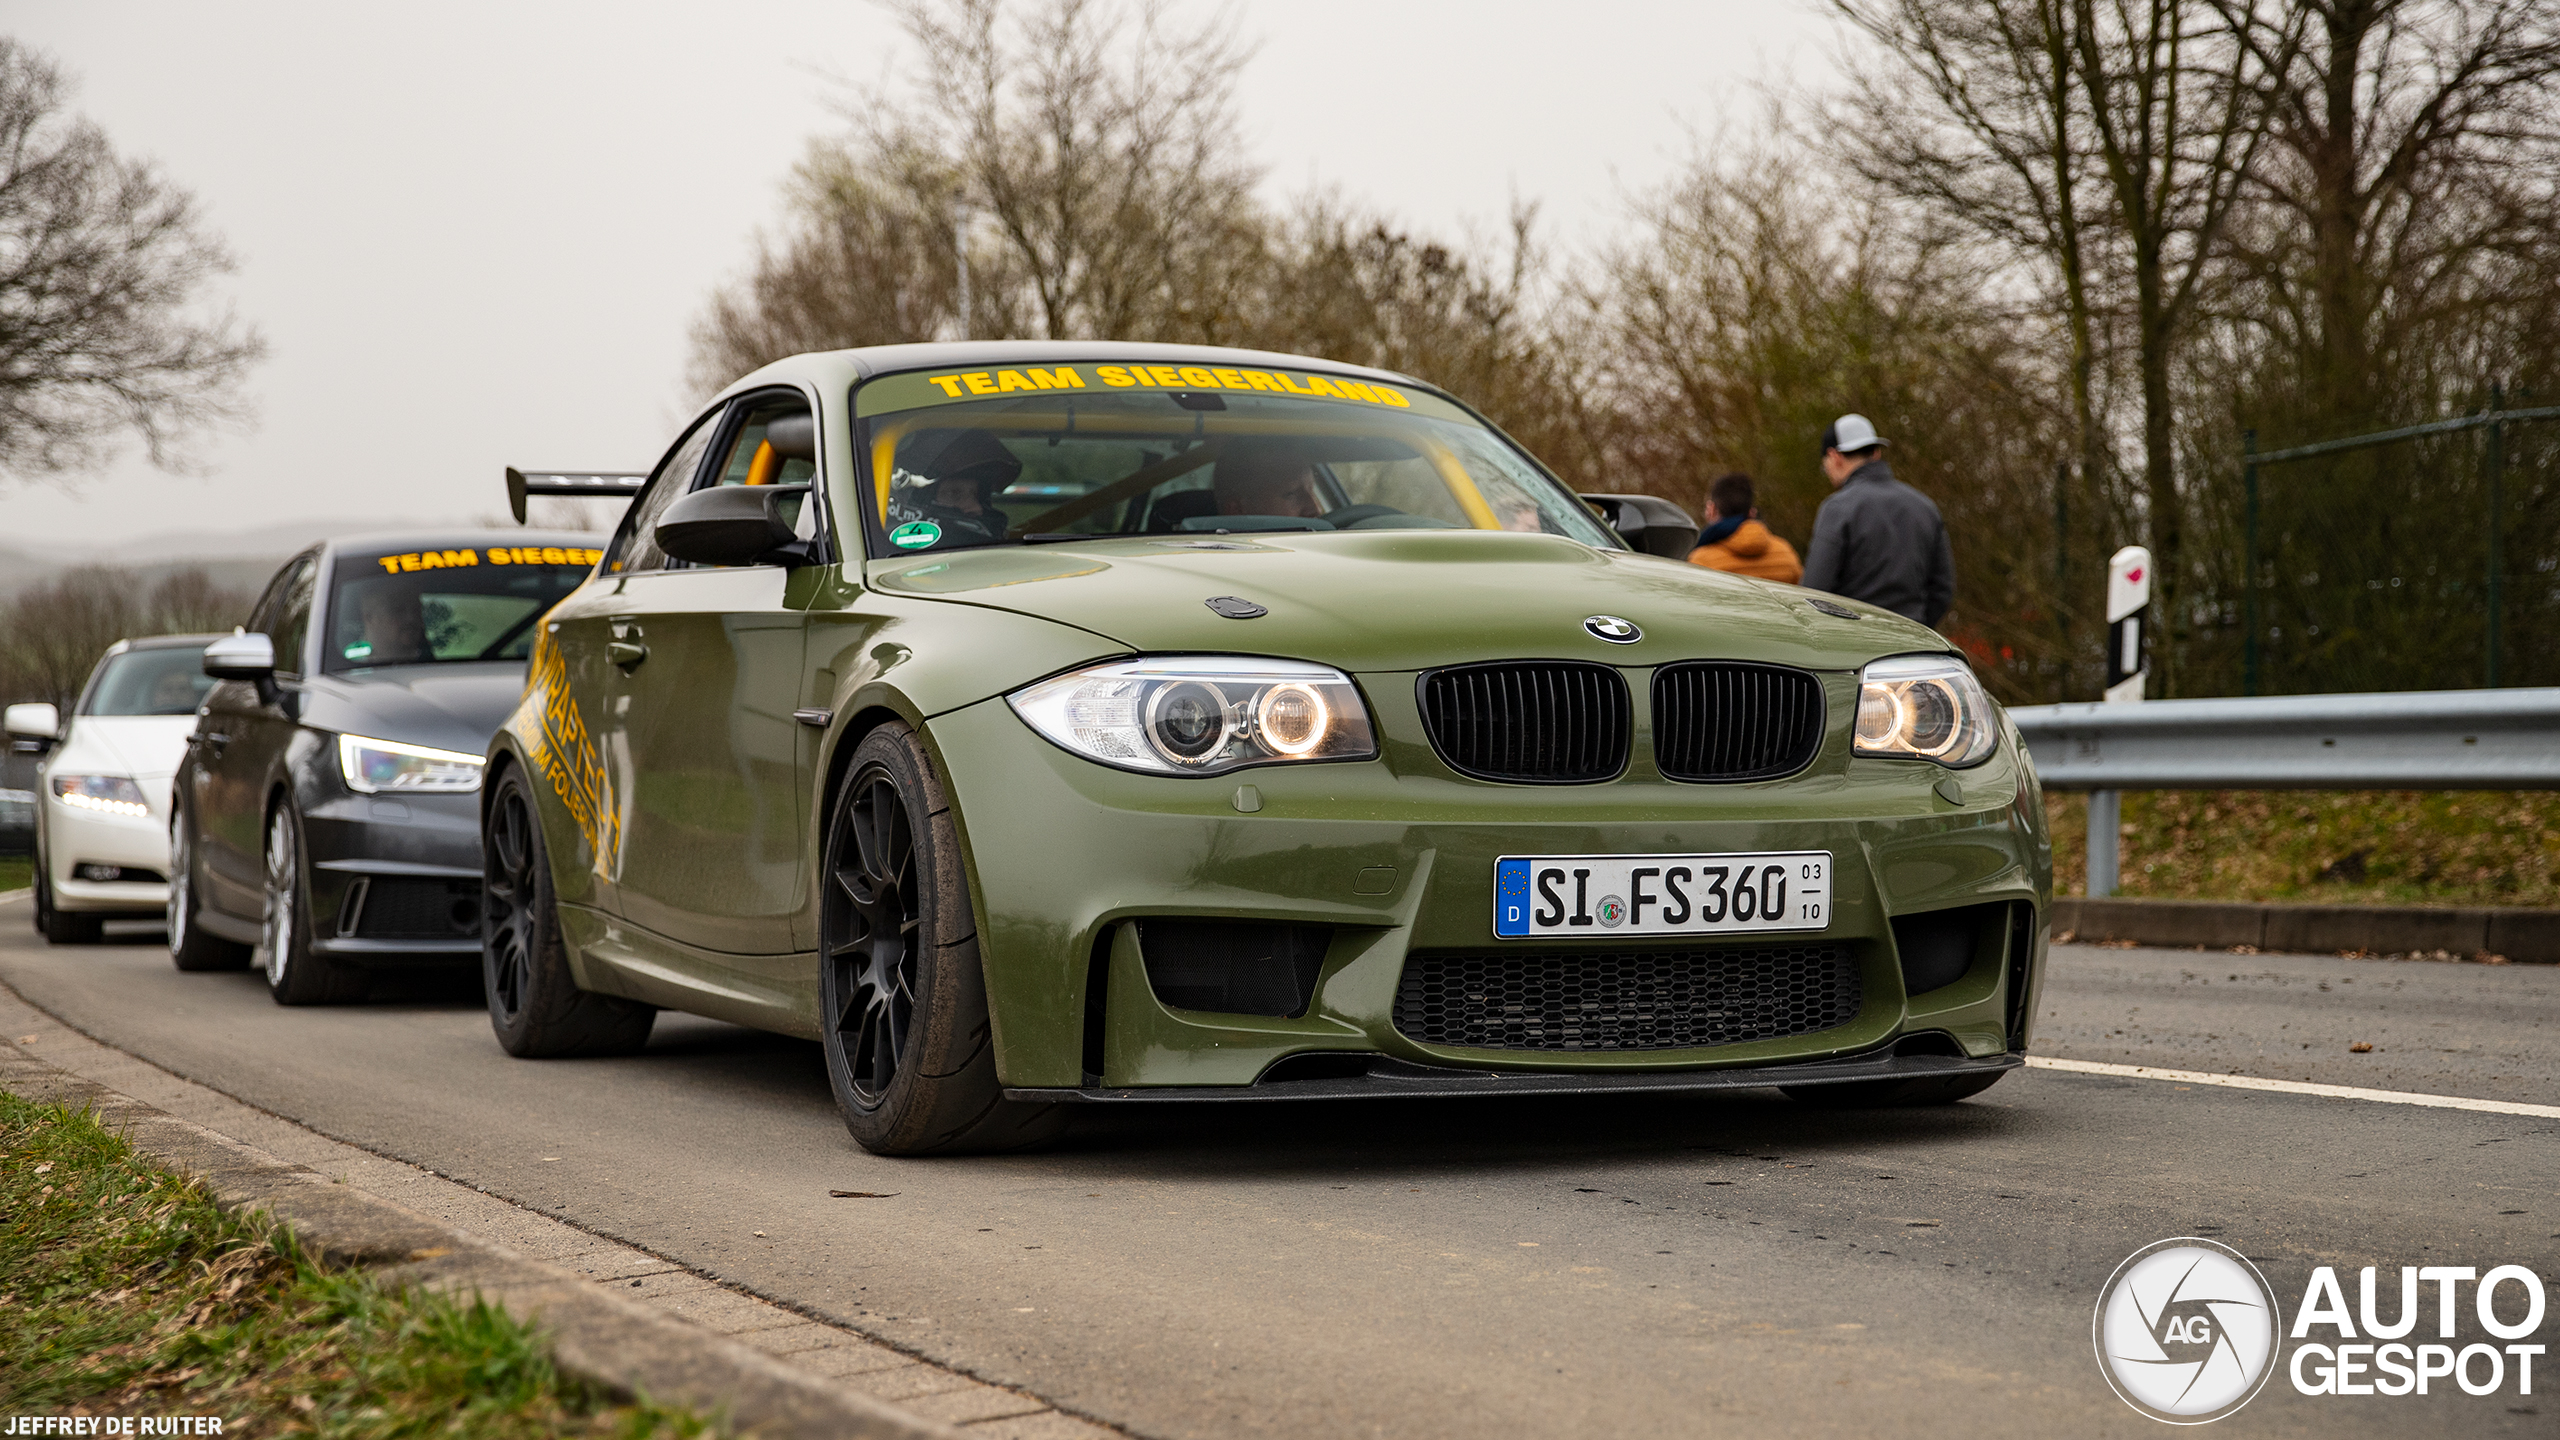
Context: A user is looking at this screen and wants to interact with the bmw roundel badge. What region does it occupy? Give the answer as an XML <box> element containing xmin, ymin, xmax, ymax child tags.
<box><xmin>1583</xmin><ymin>614</ymin><xmax>1641</xmax><ymax>644</ymax></box>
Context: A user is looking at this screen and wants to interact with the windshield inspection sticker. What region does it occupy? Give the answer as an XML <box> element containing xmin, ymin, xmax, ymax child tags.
<box><xmin>889</xmin><ymin>520</ymin><xmax>942</xmax><ymax>550</ymax></box>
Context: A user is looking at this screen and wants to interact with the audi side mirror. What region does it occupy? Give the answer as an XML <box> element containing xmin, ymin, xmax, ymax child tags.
<box><xmin>203</xmin><ymin>632</ymin><xmax>277</xmax><ymax>682</ymax></box>
<box><xmin>656</xmin><ymin>483</ymin><xmax>815</xmax><ymax>568</ymax></box>
<box><xmin>3</xmin><ymin>702</ymin><xmax>60</xmax><ymax>744</ymax></box>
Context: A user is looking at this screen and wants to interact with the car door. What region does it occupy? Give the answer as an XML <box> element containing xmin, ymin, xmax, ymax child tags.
<box><xmin>534</xmin><ymin>407</ymin><xmax>726</xmax><ymax>923</ymax></box>
<box><xmin>606</xmin><ymin>390</ymin><xmax>824</xmax><ymax>966</ymax></box>
<box><xmin>196</xmin><ymin>551</ymin><xmax>317</xmax><ymax>918</ymax></box>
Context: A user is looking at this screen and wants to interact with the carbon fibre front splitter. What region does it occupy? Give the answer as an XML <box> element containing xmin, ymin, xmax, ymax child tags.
<box><xmin>1007</xmin><ymin>1046</ymin><xmax>2022</xmax><ymax>1103</ymax></box>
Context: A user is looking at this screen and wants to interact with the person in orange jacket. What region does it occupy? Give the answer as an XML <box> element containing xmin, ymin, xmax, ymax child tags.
<box><xmin>1686</xmin><ymin>472</ymin><xmax>1803</xmax><ymax>583</ymax></box>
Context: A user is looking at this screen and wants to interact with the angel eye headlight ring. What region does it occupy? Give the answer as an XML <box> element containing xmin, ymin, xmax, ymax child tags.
<box><xmin>1852</xmin><ymin>654</ymin><xmax>1997</xmax><ymax>768</ymax></box>
<box><xmin>1254</xmin><ymin>682</ymin><xmax>1331</xmax><ymax>756</ymax></box>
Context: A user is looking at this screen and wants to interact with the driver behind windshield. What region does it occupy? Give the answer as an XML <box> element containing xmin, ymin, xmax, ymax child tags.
<box><xmin>1212</xmin><ymin>441</ymin><xmax>1324</xmax><ymax>520</ymax></box>
<box><xmin>887</xmin><ymin>429</ymin><xmax>1022</xmax><ymax>549</ymax></box>
<box><xmin>356</xmin><ymin>586</ymin><xmax>431</xmax><ymax>666</ymax></box>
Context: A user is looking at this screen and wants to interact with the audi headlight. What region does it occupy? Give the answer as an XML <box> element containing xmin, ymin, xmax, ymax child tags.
<box><xmin>1009</xmin><ymin>658</ymin><xmax>1377</xmax><ymax>776</ymax></box>
<box><xmin>338</xmin><ymin>734</ymin><xmax>484</xmax><ymax>793</ymax></box>
<box><xmin>51</xmin><ymin>774</ymin><xmax>150</xmax><ymax>819</ymax></box>
<box><xmin>1853</xmin><ymin>654</ymin><xmax>1998</xmax><ymax>767</ymax></box>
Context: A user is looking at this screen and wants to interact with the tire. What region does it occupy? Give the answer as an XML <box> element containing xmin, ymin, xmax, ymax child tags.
<box><xmin>821</xmin><ymin>723</ymin><xmax>1064</xmax><ymax>1156</ymax></box>
<box><xmin>35</xmin><ymin>864</ymin><xmax>103</xmax><ymax>946</ymax></box>
<box><xmin>482</xmin><ymin>765</ymin><xmax>654</xmax><ymax>1057</ymax></box>
<box><xmin>260</xmin><ymin>801</ymin><xmax>366</xmax><ymax>1004</ymax></box>
<box><xmin>169</xmin><ymin>802</ymin><xmax>252</xmax><ymax>971</ymax></box>
<box><xmin>1782</xmin><ymin>1069</ymin><xmax>2008</xmax><ymax>1108</ymax></box>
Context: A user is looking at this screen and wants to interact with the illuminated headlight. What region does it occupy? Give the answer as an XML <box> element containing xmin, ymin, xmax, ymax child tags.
<box><xmin>1008</xmin><ymin>658</ymin><xmax>1376</xmax><ymax>776</ymax></box>
<box><xmin>338</xmin><ymin>733</ymin><xmax>484</xmax><ymax>793</ymax></box>
<box><xmin>1853</xmin><ymin>654</ymin><xmax>1999</xmax><ymax>767</ymax></box>
<box><xmin>50</xmin><ymin>775</ymin><xmax>150</xmax><ymax>819</ymax></box>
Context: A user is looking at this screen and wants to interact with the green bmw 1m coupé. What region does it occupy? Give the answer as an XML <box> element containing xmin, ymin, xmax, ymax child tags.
<box><xmin>481</xmin><ymin>342</ymin><xmax>2051</xmax><ymax>1155</ymax></box>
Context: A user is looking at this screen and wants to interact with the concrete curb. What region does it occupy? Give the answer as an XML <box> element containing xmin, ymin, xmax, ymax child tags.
<box><xmin>2053</xmin><ymin>897</ymin><xmax>2560</xmax><ymax>961</ymax></box>
<box><xmin>0</xmin><ymin>1042</ymin><xmax>962</xmax><ymax>1440</ymax></box>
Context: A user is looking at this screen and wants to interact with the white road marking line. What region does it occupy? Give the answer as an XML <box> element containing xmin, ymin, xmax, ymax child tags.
<box><xmin>2027</xmin><ymin>1055</ymin><xmax>2560</xmax><ymax>1119</ymax></box>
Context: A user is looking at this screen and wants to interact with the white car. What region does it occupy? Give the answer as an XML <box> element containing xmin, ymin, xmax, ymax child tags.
<box><xmin>6</xmin><ymin>635</ymin><xmax>222</xmax><ymax>944</ymax></box>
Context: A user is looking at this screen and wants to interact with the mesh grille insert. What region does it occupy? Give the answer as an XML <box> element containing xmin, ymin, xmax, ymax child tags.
<box><xmin>1418</xmin><ymin>662</ymin><xmax>1630</xmax><ymax>783</ymax></box>
<box><xmin>353</xmin><ymin>878</ymin><xmax>480</xmax><ymax>940</ymax></box>
<box><xmin>1393</xmin><ymin>944</ymin><xmax>1861</xmax><ymax>1052</ymax></box>
<box><xmin>1651</xmin><ymin>662</ymin><xmax>1827</xmax><ymax>782</ymax></box>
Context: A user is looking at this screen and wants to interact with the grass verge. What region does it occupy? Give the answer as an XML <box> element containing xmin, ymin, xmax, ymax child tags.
<box><xmin>0</xmin><ymin>1091</ymin><xmax>716</xmax><ymax>1436</ymax></box>
<box><xmin>2046</xmin><ymin>789</ymin><xmax>2560</xmax><ymax>907</ymax></box>
<box><xmin>0</xmin><ymin>854</ymin><xmax>29</xmax><ymax>893</ymax></box>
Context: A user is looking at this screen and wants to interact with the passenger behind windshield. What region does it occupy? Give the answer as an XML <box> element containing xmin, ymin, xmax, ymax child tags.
<box><xmin>857</xmin><ymin>380</ymin><xmax>1620</xmax><ymax>556</ymax></box>
<box><xmin>326</xmin><ymin>545</ymin><xmax>599</xmax><ymax>673</ymax></box>
<box><xmin>80</xmin><ymin>645</ymin><xmax>216</xmax><ymax>716</ymax></box>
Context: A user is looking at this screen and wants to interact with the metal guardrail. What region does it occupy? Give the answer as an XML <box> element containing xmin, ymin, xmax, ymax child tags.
<box><xmin>2008</xmin><ymin>688</ymin><xmax>2560</xmax><ymax>791</ymax></box>
<box><xmin>2005</xmin><ymin>687</ymin><xmax>2560</xmax><ymax>897</ymax></box>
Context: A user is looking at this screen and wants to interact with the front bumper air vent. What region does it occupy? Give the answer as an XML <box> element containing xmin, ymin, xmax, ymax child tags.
<box><xmin>1392</xmin><ymin>943</ymin><xmax>1862</xmax><ymax>1052</ymax></box>
<box><xmin>1418</xmin><ymin>661</ymin><xmax>1630</xmax><ymax>784</ymax></box>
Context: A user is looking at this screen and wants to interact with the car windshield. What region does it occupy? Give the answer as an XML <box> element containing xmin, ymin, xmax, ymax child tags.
<box><xmin>80</xmin><ymin>645</ymin><xmax>215</xmax><ymax>716</ymax></box>
<box><xmin>325</xmin><ymin>543</ymin><xmax>600</xmax><ymax>673</ymax></box>
<box><xmin>851</xmin><ymin>362</ymin><xmax>1620</xmax><ymax>555</ymax></box>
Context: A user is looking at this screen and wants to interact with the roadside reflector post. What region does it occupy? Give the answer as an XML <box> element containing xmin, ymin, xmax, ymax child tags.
<box><xmin>2088</xmin><ymin>546</ymin><xmax>2152</xmax><ymax>898</ymax></box>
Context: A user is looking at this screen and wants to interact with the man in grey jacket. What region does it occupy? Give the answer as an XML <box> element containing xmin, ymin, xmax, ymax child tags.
<box><xmin>1801</xmin><ymin>413</ymin><xmax>1955</xmax><ymax>626</ymax></box>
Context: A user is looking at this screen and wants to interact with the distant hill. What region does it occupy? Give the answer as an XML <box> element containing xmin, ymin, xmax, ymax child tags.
<box><xmin>0</xmin><ymin>516</ymin><xmax>540</xmax><ymax>602</ymax></box>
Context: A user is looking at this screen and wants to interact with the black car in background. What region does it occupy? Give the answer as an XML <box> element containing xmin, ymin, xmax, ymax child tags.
<box><xmin>169</xmin><ymin>531</ymin><xmax>603</xmax><ymax>1002</ymax></box>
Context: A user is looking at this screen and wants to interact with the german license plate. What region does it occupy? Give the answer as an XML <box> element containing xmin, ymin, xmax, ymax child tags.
<box><xmin>1492</xmin><ymin>852</ymin><xmax>1831</xmax><ymax>939</ymax></box>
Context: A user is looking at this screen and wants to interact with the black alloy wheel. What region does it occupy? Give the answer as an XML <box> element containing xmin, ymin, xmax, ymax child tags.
<box><xmin>832</xmin><ymin>763</ymin><xmax>918</xmax><ymax>1106</ymax></box>
<box><xmin>168</xmin><ymin>801</ymin><xmax>250</xmax><ymax>971</ymax></box>
<box><xmin>818</xmin><ymin>723</ymin><xmax>1063</xmax><ymax>1156</ymax></box>
<box><xmin>480</xmin><ymin>765</ymin><xmax>654</xmax><ymax>1057</ymax></box>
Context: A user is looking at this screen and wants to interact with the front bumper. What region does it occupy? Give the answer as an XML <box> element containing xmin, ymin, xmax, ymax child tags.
<box><xmin>298</xmin><ymin>788</ymin><xmax>483</xmax><ymax>965</ymax></box>
<box><xmin>42</xmin><ymin>788</ymin><xmax>173</xmax><ymax>915</ymax></box>
<box><xmin>926</xmin><ymin>677</ymin><xmax>2052</xmax><ymax>1092</ymax></box>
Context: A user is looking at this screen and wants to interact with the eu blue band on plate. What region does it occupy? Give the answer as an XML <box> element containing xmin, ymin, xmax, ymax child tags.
<box><xmin>1494</xmin><ymin>858</ymin><xmax>1532</xmax><ymax>938</ymax></box>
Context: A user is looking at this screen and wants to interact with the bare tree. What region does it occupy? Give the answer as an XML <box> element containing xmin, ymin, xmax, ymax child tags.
<box><xmin>2065</xmin><ymin>1</ymin><xmax>2298</xmax><ymax>694</ymax></box>
<box><xmin>0</xmin><ymin>41</ymin><xmax>263</xmax><ymax>481</ymax></box>
<box><xmin>689</xmin><ymin>139</ymin><xmax>965</xmax><ymax>393</ymax></box>
<box><xmin>883</xmin><ymin>0</ymin><xmax>1265</xmax><ymax>342</ymax></box>
<box><xmin>1829</xmin><ymin>0</ymin><xmax>2124</xmax><ymax>689</ymax></box>
<box><xmin>2219</xmin><ymin>0</ymin><xmax>2560</xmax><ymax>419</ymax></box>
<box><xmin>0</xmin><ymin>565</ymin><xmax>250</xmax><ymax>707</ymax></box>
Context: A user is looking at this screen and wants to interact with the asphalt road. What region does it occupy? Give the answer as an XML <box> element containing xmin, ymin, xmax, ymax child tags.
<box><xmin>3</xmin><ymin>910</ymin><xmax>2554</xmax><ymax>1438</ymax></box>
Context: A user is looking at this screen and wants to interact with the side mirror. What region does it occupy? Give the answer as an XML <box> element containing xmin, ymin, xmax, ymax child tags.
<box><xmin>1579</xmin><ymin>491</ymin><xmax>1702</xmax><ymax>560</ymax></box>
<box><xmin>3</xmin><ymin>702</ymin><xmax>60</xmax><ymax>744</ymax></box>
<box><xmin>656</xmin><ymin>484</ymin><xmax>814</xmax><ymax>568</ymax></box>
<box><xmin>204</xmin><ymin>632</ymin><xmax>277</xmax><ymax>683</ymax></box>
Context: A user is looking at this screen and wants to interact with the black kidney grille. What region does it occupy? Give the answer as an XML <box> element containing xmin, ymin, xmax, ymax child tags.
<box><xmin>1419</xmin><ymin>662</ymin><xmax>1630</xmax><ymax>783</ymax></box>
<box><xmin>1393</xmin><ymin>944</ymin><xmax>1861</xmax><ymax>1052</ymax></box>
<box><xmin>1652</xmin><ymin>662</ymin><xmax>1827</xmax><ymax>782</ymax></box>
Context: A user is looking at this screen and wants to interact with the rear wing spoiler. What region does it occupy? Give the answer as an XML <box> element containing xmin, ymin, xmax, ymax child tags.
<box><xmin>505</xmin><ymin>468</ymin><xmax>647</xmax><ymax>524</ymax></box>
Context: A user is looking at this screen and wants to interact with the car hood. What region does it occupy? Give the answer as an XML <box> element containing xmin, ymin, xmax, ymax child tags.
<box><xmin>869</xmin><ymin>529</ymin><xmax>1948</xmax><ymax>674</ymax></box>
<box><xmin>297</xmin><ymin>662</ymin><xmax>527</xmax><ymax>754</ymax></box>
<box><xmin>46</xmin><ymin>716</ymin><xmax>198</xmax><ymax>781</ymax></box>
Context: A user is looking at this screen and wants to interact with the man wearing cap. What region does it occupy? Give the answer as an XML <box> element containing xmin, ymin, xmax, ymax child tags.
<box><xmin>1801</xmin><ymin>413</ymin><xmax>1955</xmax><ymax>626</ymax></box>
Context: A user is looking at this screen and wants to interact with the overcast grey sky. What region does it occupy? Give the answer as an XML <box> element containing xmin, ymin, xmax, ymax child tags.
<box><xmin>1</xmin><ymin>1</ymin><xmax>1831</xmax><ymax>552</ymax></box>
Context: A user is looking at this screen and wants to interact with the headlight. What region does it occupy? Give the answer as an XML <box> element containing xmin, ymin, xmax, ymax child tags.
<box><xmin>51</xmin><ymin>774</ymin><xmax>150</xmax><ymax>818</ymax></box>
<box><xmin>1853</xmin><ymin>654</ymin><xmax>1998</xmax><ymax>767</ymax></box>
<box><xmin>338</xmin><ymin>733</ymin><xmax>484</xmax><ymax>793</ymax></box>
<box><xmin>1008</xmin><ymin>658</ymin><xmax>1377</xmax><ymax>776</ymax></box>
